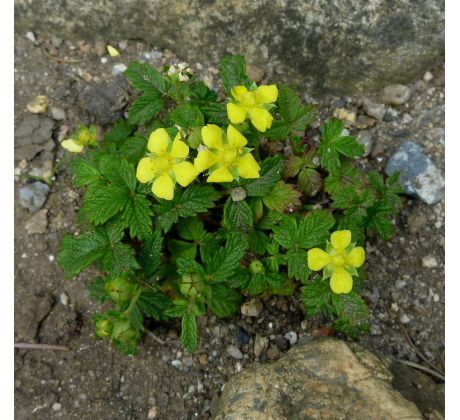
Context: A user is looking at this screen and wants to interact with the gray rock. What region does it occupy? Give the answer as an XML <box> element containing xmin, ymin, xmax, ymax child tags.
<box><xmin>380</xmin><ymin>84</ymin><xmax>412</xmax><ymax>105</ymax></box>
<box><xmin>422</xmin><ymin>255</ymin><xmax>438</xmax><ymax>268</ymax></box>
<box><xmin>50</xmin><ymin>106</ymin><xmax>66</xmax><ymax>121</ymax></box>
<box><xmin>356</xmin><ymin>130</ymin><xmax>374</xmax><ymax>157</ymax></box>
<box><xmin>78</xmin><ymin>82</ymin><xmax>127</xmax><ymax>125</ymax></box>
<box><xmin>19</xmin><ymin>182</ymin><xmax>50</xmax><ymax>212</ymax></box>
<box><xmin>212</xmin><ymin>338</ymin><xmax>422</xmax><ymax>419</ymax></box>
<box><xmin>362</xmin><ymin>98</ymin><xmax>386</xmax><ymax>120</ymax></box>
<box><xmin>284</xmin><ymin>331</ymin><xmax>298</xmax><ymax>346</ymax></box>
<box><xmin>15</xmin><ymin>115</ymin><xmax>55</xmax><ymax>147</ymax></box>
<box><xmin>24</xmin><ymin>209</ymin><xmax>48</xmax><ymax>234</ymax></box>
<box><xmin>15</xmin><ymin>1</ymin><xmax>444</xmax><ymax>97</ymax></box>
<box><xmin>241</xmin><ymin>299</ymin><xmax>263</xmax><ymax>317</ymax></box>
<box><xmin>226</xmin><ymin>345</ymin><xmax>243</xmax><ymax>360</ymax></box>
<box><xmin>415</xmin><ymin>104</ymin><xmax>445</xmax><ymax>129</ymax></box>
<box><xmin>385</xmin><ymin>141</ymin><xmax>444</xmax><ymax>205</ymax></box>
<box><xmin>112</xmin><ymin>63</ymin><xmax>128</xmax><ymax>77</ymax></box>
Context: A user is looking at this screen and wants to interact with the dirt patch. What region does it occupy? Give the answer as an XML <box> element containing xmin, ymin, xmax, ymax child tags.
<box><xmin>14</xmin><ymin>32</ymin><xmax>444</xmax><ymax>419</ymax></box>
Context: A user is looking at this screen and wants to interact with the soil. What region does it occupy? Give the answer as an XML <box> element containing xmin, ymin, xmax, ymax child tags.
<box><xmin>14</xmin><ymin>32</ymin><xmax>445</xmax><ymax>419</ymax></box>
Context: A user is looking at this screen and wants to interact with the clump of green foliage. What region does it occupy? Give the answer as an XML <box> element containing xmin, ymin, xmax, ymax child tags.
<box><xmin>57</xmin><ymin>55</ymin><xmax>402</xmax><ymax>354</ymax></box>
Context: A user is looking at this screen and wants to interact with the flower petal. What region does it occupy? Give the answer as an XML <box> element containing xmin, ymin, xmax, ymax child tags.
<box><xmin>330</xmin><ymin>269</ymin><xmax>353</xmax><ymax>294</ymax></box>
<box><xmin>201</xmin><ymin>124</ymin><xmax>223</xmax><ymax>150</ymax></box>
<box><xmin>152</xmin><ymin>174</ymin><xmax>174</xmax><ymax>200</ymax></box>
<box><xmin>330</xmin><ymin>230</ymin><xmax>352</xmax><ymax>251</ymax></box>
<box><xmin>255</xmin><ymin>85</ymin><xmax>278</xmax><ymax>104</ymax></box>
<box><xmin>231</xmin><ymin>85</ymin><xmax>249</xmax><ymax>101</ymax></box>
<box><xmin>171</xmin><ymin>138</ymin><xmax>189</xmax><ymax>159</ymax></box>
<box><xmin>227</xmin><ymin>124</ymin><xmax>248</xmax><ymax>149</ymax></box>
<box><xmin>249</xmin><ymin>108</ymin><xmax>273</xmax><ymax>132</ymax></box>
<box><xmin>61</xmin><ymin>139</ymin><xmax>84</xmax><ymax>153</ymax></box>
<box><xmin>227</xmin><ymin>103</ymin><xmax>247</xmax><ymax>125</ymax></box>
<box><xmin>148</xmin><ymin>128</ymin><xmax>170</xmax><ymax>155</ymax></box>
<box><xmin>236</xmin><ymin>153</ymin><xmax>260</xmax><ymax>179</ymax></box>
<box><xmin>172</xmin><ymin>161</ymin><xmax>198</xmax><ymax>187</ymax></box>
<box><xmin>207</xmin><ymin>165</ymin><xmax>234</xmax><ymax>183</ymax></box>
<box><xmin>307</xmin><ymin>248</ymin><xmax>332</xmax><ymax>271</ymax></box>
<box><xmin>136</xmin><ymin>157</ymin><xmax>157</xmax><ymax>183</ymax></box>
<box><xmin>194</xmin><ymin>150</ymin><xmax>219</xmax><ymax>173</ymax></box>
<box><xmin>345</xmin><ymin>247</ymin><xmax>365</xmax><ymax>268</ymax></box>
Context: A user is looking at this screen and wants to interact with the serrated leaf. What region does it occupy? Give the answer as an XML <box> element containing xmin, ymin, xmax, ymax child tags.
<box><xmin>127</xmin><ymin>92</ymin><xmax>164</xmax><ymax>125</ymax></box>
<box><xmin>332</xmin><ymin>292</ymin><xmax>369</xmax><ymax>339</ymax></box>
<box><xmin>181</xmin><ymin>312</ymin><xmax>198</xmax><ymax>352</ymax></box>
<box><xmin>169</xmin><ymin>104</ymin><xmax>204</xmax><ymax>129</ymax></box>
<box><xmin>324</xmin><ymin>160</ymin><xmax>363</xmax><ymax>195</ymax></box>
<box><xmin>168</xmin><ymin>239</ymin><xmax>197</xmax><ymax>260</ymax></box>
<box><xmin>137</xmin><ymin>289</ymin><xmax>173</xmax><ymax>320</ymax></box>
<box><xmin>264</xmin><ymin>120</ymin><xmax>291</xmax><ymax>140</ymax></box>
<box><xmin>298</xmin><ymin>210</ymin><xmax>335</xmax><ymax>249</ymax></box>
<box><xmin>119</xmin><ymin>136</ymin><xmax>148</xmax><ymax>163</ymax></box>
<box><xmin>244</xmin><ymin>156</ymin><xmax>284</xmax><ymax>197</ymax></box>
<box><xmin>207</xmin><ymin>284</ymin><xmax>241</xmax><ymax>318</ymax></box>
<box><xmin>69</xmin><ymin>158</ymin><xmax>103</xmax><ymax>188</ymax></box>
<box><xmin>272</xmin><ymin>216</ymin><xmax>298</xmax><ymax>249</ymax></box>
<box><xmin>220</xmin><ymin>55</ymin><xmax>252</xmax><ymax>94</ymax></box>
<box><xmin>88</xmin><ymin>277</ymin><xmax>110</xmax><ymax>303</ymax></box>
<box><xmin>176</xmin><ymin>218</ymin><xmax>206</xmax><ymax>241</ymax></box>
<box><xmin>122</xmin><ymin>193</ymin><xmax>153</xmax><ymax>239</ymax></box>
<box><xmin>200</xmin><ymin>102</ymin><xmax>228</xmax><ymax>125</ymax></box>
<box><xmin>138</xmin><ymin>230</ymin><xmax>163</xmax><ymax>278</ymax></box>
<box><xmin>248</xmin><ymin>229</ymin><xmax>270</xmax><ymax>255</ymax></box>
<box><xmin>207</xmin><ymin>234</ymin><xmax>248</xmax><ymax>282</ymax></box>
<box><xmin>99</xmin><ymin>242</ymin><xmax>139</xmax><ymax>277</ymax></box>
<box><xmin>301</xmin><ymin>278</ymin><xmax>332</xmax><ymax>316</ymax></box>
<box><xmin>223</xmin><ymin>198</ymin><xmax>253</xmax><ymax>232</ymax></box>
<box><xmin>124</xmin><ymin>61</ymin><xmax>168</xmax><ymax>93</ymax></box>
<box><xmin>247</xmin><ymin>273</ymin><xmax>265</xmax><ymax>295</ymax></box>
<box><xmin>286</xmin><ymin>248</ymin><xmax>310</xmax><ymax>282</ymax></box>
<box><xmin>176</xmin><ymin>258</ymin><xmax>205</xmax><ymax>277</ymax></box>
<box><xmin>104</xmin><ymin>119</ymin><xmax>136</xmax><ymax>144</ymax></box>
<box><xmin>262</xmin><ymin>181</ymin><xmax>301</xmax><ymax>212</ymax></box>
<box><xmin>83</xmin><ymin>184</ymin><xmax>129</xmax><ymax>225</ymax></box>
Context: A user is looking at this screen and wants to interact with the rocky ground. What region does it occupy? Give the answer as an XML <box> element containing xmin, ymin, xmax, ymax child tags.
<box><xmin>14</xmin><ymin>32</ymin><xmax>445</xmax><ymax>419</ymax></box>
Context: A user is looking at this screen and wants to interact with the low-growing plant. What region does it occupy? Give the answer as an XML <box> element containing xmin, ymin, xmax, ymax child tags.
<box><xmin>57</xmin><ymin>55</ymin><xmax>402</xmax><ymax>354</ymax></box>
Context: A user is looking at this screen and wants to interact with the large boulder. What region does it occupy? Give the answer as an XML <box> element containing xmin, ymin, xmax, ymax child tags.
<box><xmin>211</xmin><ymin>338</ymin><xmax>423</xmax><ymax>419</ymax></box>
<box><xmin>15</xmin><ymin>0</ymin><xmax>444</xmax><ymax>96</ymax></box>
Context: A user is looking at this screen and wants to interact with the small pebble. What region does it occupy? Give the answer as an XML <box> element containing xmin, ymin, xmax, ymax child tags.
<box><xmin>198</xmin><ymin>354</ymin><xmax>208</xmax><ymax>365</ymax></box>
<box><xmin>147</xmin><ymin>406</ymin><xmax>158</xmax><ymax>419</ymax></box>
<box><xmin>422</xmin><ymin>255</ymin><xmax>438</xmax><ymax>268</ymax></box>
<box><xmin>60</xmin><ymin>292</ymin><xmax>69</xmax><ymax>306</ymax></box>
<box><xmin>395</xmin><ymin>279</ymin><xmax>406</xmax><ymax>290</ymax></box>
<box><xmin>380</xmin><ymin>84</ymin><xmax>411</xmax><ymax>105</ymax></box>
<box><xmin>52</xmin><ymin>403</ymin><xmax>62</xmax><ymax>411</ymax></box>
<box><xmin>333</xmin><ymin>108</ymin><xmax>356</xmax><ymax>125</ymax></box>
<box><xmin>241</xmin><ymin>299</ymin><xmax>263</xmax><ymax>317</ymax></box>
<box><xmin>423</xmin><ymin>71</ymin><xmax>434</xmax><ymax>82</ymax></box>
<box><xmin>284</xmin><ymin>331</ymin><xmax>298</xmax><ymax>346</ymax></box>
<box><xmin>100</xmin><ymin>57</ymin><xmax>108</xmax><ymax>64</ymax></box>
<box><xmin>254</xmin><ymin>334</ymin><xmax>269</xmax><ymax>357</ymax></box>
<box><xmin>112</xmin><ymin>63</ymin><xmax>127</xmax><ymax>76</ymax></box>
<box><xmin>227</xmin><ymin>345</ymin><xmax>243</xmax><ymax>360</ymax></box>
<box><xmin>399</xmin><ymin>313</ymin><xmax>411</xmax><ymax>324</ymax></box>
<box><xmin>26</xmin><ymin>31</ymin><xmax>36</xmax><ymax>42</ymax></box>
<box><xmin>50</xmin><ymin>107</ymin><xmax>66</xmax><ymax>121</ymax></box>
<box><xmin>266</xmin><ymin>345</ymin><xmax>280</xmax><ymax>360</ymax></box>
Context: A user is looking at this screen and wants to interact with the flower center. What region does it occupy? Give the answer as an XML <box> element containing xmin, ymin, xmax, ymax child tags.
<box><xmin>240</xmin><ymin>92</ymin><xmax>256</xmax><ymax>108</ymax></box>
<box><xmin>220</xmin><ymin>146</ymin><xmax>238</xmax><ymax>166</ymax></box>
<box><xmin>332</xmin><ymin>254</ymin><xmax>345</xmax><ymax>267</ymax></box>
<box><xmin>154</xmin><ymin>155</ymin><xmax>174</xmax><ymax>174</ymax></box>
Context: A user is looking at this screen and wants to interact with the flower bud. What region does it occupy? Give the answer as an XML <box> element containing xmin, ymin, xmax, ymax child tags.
<box><xmin>251</xmin><ymin>198</ymin><xmax>264</xmax><ymax>222</ymax></box>
<box><xmin>266</xmin><ymin>256</ymin><xmax>279</xmax><ymax>273</ymax></box>
<box><xmin>95</xmin><ymin>318</ymin><xmax>113</xmax><ymax>338</ymax></box>
<box><xmin>105</xmin><ymin>277</ymin><xmax>135</xmax><ymax>303</ymax></box>
<box><xmin>111</xmin><ymin>317</ymin><xmax>137</xmax><ymax>343</ymax></box>
<box><xmin>231</xmin><ymin>187</ymin><xmax>246</xmax><ymax>202</ymax></box>
<box><xmin>267</xmin><ymin>241</ymin><xmax>280</xmax><ymax>255</ymax></box>
<box><xmin>249</xmin><ymin>260</ymin><xmax>264</xmax><ymax>274</ymax></box>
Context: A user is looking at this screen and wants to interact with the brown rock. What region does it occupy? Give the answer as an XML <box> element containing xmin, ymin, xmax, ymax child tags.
<box><xmin>212</xmin><ymin>338</ymin><xmax>422</xmax><ymax>420</ymax></box>
<box><xmin>247</xmin><ymin>64</ymin><xmax>265</xmax><ymax>83</ymax></box>
<box><xmin>24</xmin><ymin>209</ymin><xmax>48</xmax><ymax>234</ymax></box>
<box><xmin>333</xmin><ymin>108</ymin><xmax>356</xmax><ymax>126</ymax></box>
<box><xmin>241</xmin><ymin>299</ymin><xmax>263</xmax><ymax>317</ymax></box>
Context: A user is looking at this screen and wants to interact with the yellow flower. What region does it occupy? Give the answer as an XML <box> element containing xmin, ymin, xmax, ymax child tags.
<box><xmin>61</xmin><ymin>125</ymin><xmax>98</xmax><ymax>153</ymax></box>
<box><xmin>307</xmin><ymin>230</ymin><xmax>365</xmax><ymax>294</ymax></box>
<box><xmin>227</xmin><ymin>84</ymin><xmax>278</xmax><ymax>132</ymax></box>
<box><xmin>136</xmin><ymin>128</ymin><xmax>198</xmax><ymax>200</ymax></box>
<box><xmin>194</xmin><ymin>124</ymin><xmax>260</xmax><ymax>183</ymax></box>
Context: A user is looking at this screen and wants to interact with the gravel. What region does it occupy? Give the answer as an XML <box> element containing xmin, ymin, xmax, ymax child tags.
<box><xmin>19</xmin><ymin>182</ymin><xmax>50</xmax><ymax>212</ymax></box>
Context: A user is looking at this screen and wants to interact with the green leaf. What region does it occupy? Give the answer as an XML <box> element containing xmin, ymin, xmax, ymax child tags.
<box><xmin>248</xmin><ymin>229</ymin><xmax>270</xmax><ymax>255</ymax></box>
<box><xmin>219</xmin><ymin>55</ymin><xmax>252</xmax><ymax>94</ymax></box>
<box><xmin>127</xmin><ymin>92</ymin><xmax>164</xmax><ymax>125</ymax></box>
<box><xmin>181</xmin><ymin>312</ymin><xmax>198</xmax><ymax>352</ymax></box>
<box><xmin>332</xmin><ymin>292</ymin><xmax>369</xmax><ymax>339</ymax></box>
<box><xmin>223</xmin><ymin>198</ymin><xmax>253</xmax><ymax>232</ymax></box>
<box><xmin>168</xmin><ymin>239</ymin><xmax>197</xmax><ymax>260</ymax></box>
<box><xmin>137</xmin><ymin>289</ymin><xmax>173</xmax><ymax>320</ymax></box>
<box><xmin>88</xmin><ymin>277</ymin><xmax>110</xmax><ymax>303</ymax></box>
<box><xmin>169</xmin><ymin>104</ymin><xmax>204</xmax><ymax>129</ymax></box>
<box><xmin>200</xmin><ymin>102</ymin><xmax>228</xmax><ymax>125</ymax></box>
<box><xmin>207</xmin><ymin>234</ymin><xmax>249</xmax><ymax>282</ymax></box>
<box><xmin>264</xmin><ymin>121</ymin><xmax>291</xmax><ymax>140</ymax></box>
<box><xmin>69</xmin><ymin>158</ymin><xmax>103</xmax><ymax>188</ymax></box>
<box><xmin>190</xmin><ymin>80</ymin><xmax>217</xmax><ymax>101</ymax></box>
<box><xmin>118</xmin><ymin>136</ymin><xmax>148</xmax><ymax>163</ymax></box>
<box><xmin>244</xmin><ymin>156</ymin><xmax>284</xmax><ymax>197</ymax></box>
<box><xmin>83</xmin><ymin>184</ymin><xmax>129</xmax><ymax>225</ymax></box>
<box><xmin>272</xmin><ymin>216</ymin><xmax>298</xmax><ymax>249</ymax></box>
<box><xmin>124</xmin><ymin>61</ymin><xmax>167</xmax><ymax>93</ymax></box>
<box><xmin>176</xmin><ymin>218</ymin><xmax>206</xmax><ymax>241</ymax></box>
<box><xmin>99</xmin><ymin>242</ymin><xmax>139</xmax><ymax>277</ymax></box>
<box><xmin>207</xmin><ymin>284</ymin><xmax>241</xmax><ymax>318</ymax></box>
<box><xmin>247</xmin><ymin>273</ymin><xmax>265</xmax><ymax>295</ymax></box>
<box><xmin>286</xmin><ymin>248</ymin><xmax>310</xmax><ymax>282</ymax></box>
<box><xmin>57</xmin><ymin>230</ymin><xmax>109</xmax><ymax>278</ymax></box>
<box><xmin>298</xmin><ymin>210</ymin><xmax>335</xmax><ymax>249</ymax></box>
<box><xmin>324</xmin><ymin>160</ymin><xmax>363</xmax><ymax>195</ymax></box>
<box><xmin>104</xmin><ymin>119</ymin><xmax>136</xmax><ymax>144</ymax></box>
<box><xmin>301</xmin><ymin>278</ymin><xmax>332</xmax><ymax>316</ymax></box>
<box><xmin>318</xmin><ymin>120</ymin><xmax>365</xmax><ymax>173</ymax></box>
<box><xmin>153</xmin><ymin>185</ymin><xmax>220</xmax><ymax>232</ymax></box>
<box><xmin>176</xmin><ymin>258</ymin><xmax>205</xmax><ymax>277</ymax></box>
<box><xmin>262</xmin><ymin>181</ymin><xmax>302</xmax><ymax>212</ymax></box>
<box><xmin>138</xmin><ymin>230</ymin><xmax>163</xmax><ymax>278</ymax></box>
<box><xmin>122</xmin><ymin>193</ymin><xmax>153</xmax><ymax>240</ymax></box>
